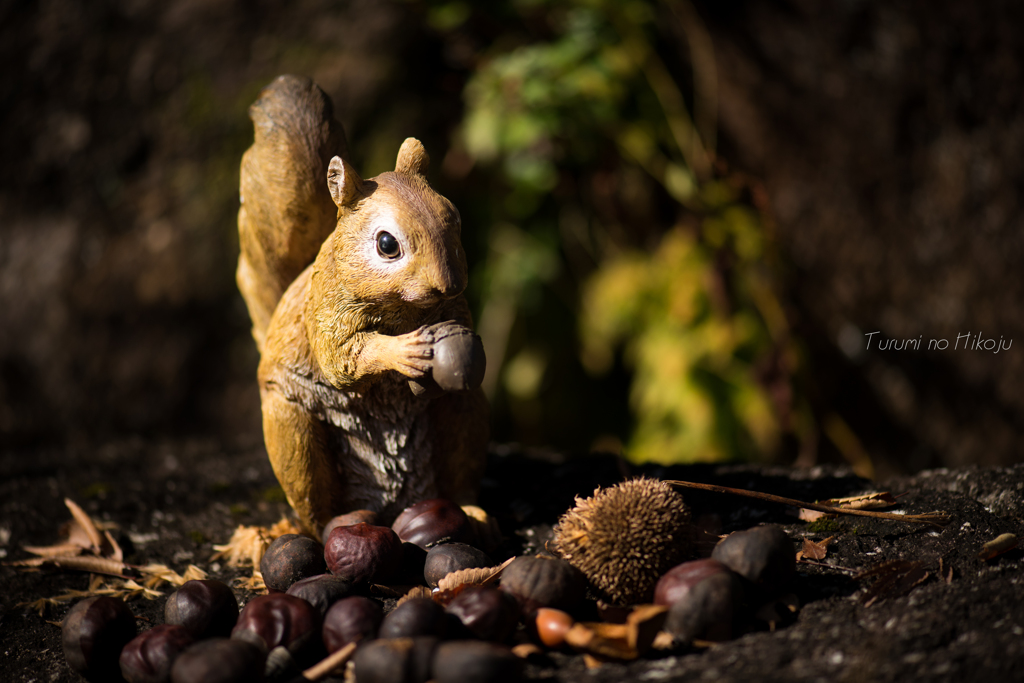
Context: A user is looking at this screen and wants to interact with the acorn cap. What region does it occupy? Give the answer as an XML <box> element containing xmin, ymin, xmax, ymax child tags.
<box><xmin>551</xmin><ymin>477</ymin><xmax>691</xmax><ymax>605</ymax></box>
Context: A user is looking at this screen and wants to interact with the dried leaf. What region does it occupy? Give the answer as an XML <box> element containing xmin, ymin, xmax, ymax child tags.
<box><xmin>20</xmin><ymin>544</ymin><xmax>84</xmax><ymax>559</ymax></box>
<box><xmin>436</xmin><ymin>556</ymin><xmax>515</xmax><ymax>592</ymax></box>
<box><xmin>64</xmin><ymin>498</ymin><xmax>103</xmax><ymax>553</ymax></box>
<box><xmin>212</xmin><ymin>518</ymin><xmax>302</xmax><ymax>570</ymax></box>
<box><xmin>977</xmin><ymin>533</ymin><xmax>1018</xmax><ymax>561</ymax></box>
<box><xmin>564</xmin><ymin>622</ymin><xmax>637</xmax><ymax>660</ymax></box>
<box><xmin>46</xmin><ymin>555</ymin><xmax>131</xmax><ymax>577</ymax></box>
<box><xmin>625</xmin><ymin>604</ymin><xmax>668</xmax><ymax>654</ymax></box>
<box><xmin>183</xmin><ymin>565</ymin><xmax>208</xmax><ymax>582</ymax></box>
<box><xmin>797</xmin><ymin>509</ymin><xmax>829</xmax><ymax>522</ymax></box>
<box><xmin>512</xmin><ymin>643</ymin><xmax>543</xmax><ymax>659</ymax></box>
<box><xmin>855</xmin><ymin>560</ymin><xmax>928</xmax><ymax>606</ymax></box>
<box><xmin>820</xmin><ymin>492</ymin><xmax>900</xmax><ymax>510</ymax></box>
<box><xmin>138</xmin><ymin>563</ymin><xmax>206</xmax><ymax>589</ymax></box>
<box><xmin>104</xmin><ymin>530</ymin><xmax>123</xmax><ymax>562</ymax></box>
<box><xmin>396</xmin><ymin>586</ymin><xmax>432</xmax><ymax>608</ymax></box>
<box><xmin>651</xmin><ymin>631</ymin><xmax>677</xmax><ymax>650</ymax></box>
<box><xmin>798</xmin><ymin>536</ymin><xmax>834</xmax><ymax>561</ymax></box>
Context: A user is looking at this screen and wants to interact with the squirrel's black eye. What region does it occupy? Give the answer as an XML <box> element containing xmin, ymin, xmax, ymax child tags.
<box><xmin>376</xmin><ymin>231</ymin><xmax>401</xmax><ymax>259</ymax></box>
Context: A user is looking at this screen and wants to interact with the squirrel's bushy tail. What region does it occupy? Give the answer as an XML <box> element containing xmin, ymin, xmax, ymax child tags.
<box><xmin>237</xmin><ymin>75</ymin><xmax>348</xmax><ymax>352</ymax></box>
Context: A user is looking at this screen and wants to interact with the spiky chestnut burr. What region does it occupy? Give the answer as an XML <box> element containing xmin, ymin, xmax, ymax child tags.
<box><xmin>551</xmin><ymin>477</ymin><xmax>691</xmax><ymax>605</ymax></box>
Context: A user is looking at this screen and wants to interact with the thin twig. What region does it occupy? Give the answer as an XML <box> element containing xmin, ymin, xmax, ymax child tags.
<box><xmin>663</xmin><ymin>480</ymin><xmax>950</xmax><ymax>527</ymax></box>
<box><xmin>303</xmin><ymin>642</ymin><xmax>356</xmax><ymax>681</ymax></box>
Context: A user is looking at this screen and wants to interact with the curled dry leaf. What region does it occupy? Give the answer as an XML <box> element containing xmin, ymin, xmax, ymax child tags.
<box><xmin>138</xmin><ymin>563</ymin><xmax>209</xmax><ymax>589</ymax></box>
<box><xmin>855</xmin><ymin>560</ymin><xmax>929</xmax><ymax>607</ymax></box>
<box><xmin>561</xmin><ymin>605</ymin><xmax>668</xmax><ymax>662</ymax></box>
<box><xmin>396</xmin><ymin>585</ymin><xmax>432</xmax><ymax>608</ymax></box>
<box><xmin>63</xmin><ymin>498</ymin><xmax>104</xmax><ymax>553</ymax></box>
<box><xmin>21</xmin><ymin>543</ymin><xmax>84</xmax><ymax>559</ymax></box>
<box><xmin>977</xmin><ymin>533</ymin><xmax>1018</xmax><ymax>561</ymax></box>
<box><xmin>436</xmin><ymin>556</ymin><xmax>515</xmax><ymax>592</ymax></box>
<box><xmin>211</xmin><ymin>517</ymin><xmax>303</xmax><ymax>569</ymax></box>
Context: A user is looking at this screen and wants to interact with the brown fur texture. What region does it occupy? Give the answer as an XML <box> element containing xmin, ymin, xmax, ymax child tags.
<box><xmin>237</xmin><ymin>75</ymin><xmax>488</xmax><ymax>536</ymax></box>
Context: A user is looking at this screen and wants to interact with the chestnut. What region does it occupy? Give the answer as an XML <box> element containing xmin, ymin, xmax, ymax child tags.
<box><xmin>655</xmin><ymin>559</ymin><xmax>742</xmax><ymax>642</ymax></box>
<box><xmin>322</xmin><ymin>596</ymin><xmax>384</xmax><ymax>653</ymax></box>
<box><xmin>711</xmin><ymin>525</ymin><xmax>795</xmax><ymax>598</ymax></box>
<box><xmin>445</xmin><ymin>587</ymin><xmax>519</xmax><ymax>643</ymax></box>
<box><xmin>285</xmin><ymin>574</ymin><xmax>353</xmax><ymax>617</ymax></box>
<box><xmin>432</xmin><ymin>641</ymin><xmax>523</xmax><ymax>683</ymax></box>
<box><xmin>379</xmin><ymin>597</ymin><xmax>450</xmax><ymax>639</ymax></box>
<box><xmin>321</xmin><ymin>510</ymin><xmax>378</xmax><ymax>546</ymax></box>
<box><xmin>499</xmin><ymin>555</ymin><xmax>585</xmax><ymax>614</ymax></box>
<box><xmin>259</xmin><ymin>534</ymin><xmax>327</xmax><ymax>592</ymax></box>
<box><xmin>170</xmin><ymin>638</ymin><xmax>266</xmax><ymax>683</ymax></box>
<box><xmin>62</xmin><ymin>596</ymin><xmax>137</xmax><ymax>681</ymax></box>
<box><xmin>231</xmin><ymin>593</ymin><xmax>321</xmax><ymax>663</ymax></box>
<box><xmin>119</xmin><ymin>624</ymin><xmax>194</xmax><ymax>683</ymax></box>
<box><xmin>352</xmin><ymin>637</ymin><xmax>440</xmax><ymax>683</ymax></box>
<box><xmin>408</xmin><ymin>326</ymin><xmax>486</xmax><ymax>397</ymax></box>
<box><xmin>392</xmin><ymin>499</ymin><xmax>471</xmax><ymax>549</ymax></box>
<box><xmin>324</xmin><ymin>522</ymin><xmax>404</xmax><ymax>585</ymax></box>
<box><xmin>423</xmin><ymin>543</ymin><xmax>493</xmax><ymax>589</ymax></box>
<box><xmin>164</xmin><ymin>579</ymin><xmax>238</xmax><ymax>640</ymax></box>
<box><xmin>532</xmin><ymin>608</ymin><xmax>574</xmax><ymax>648</ymax></box>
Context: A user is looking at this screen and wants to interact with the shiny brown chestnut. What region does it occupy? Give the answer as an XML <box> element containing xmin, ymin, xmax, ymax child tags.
<box><xmin>62</xmin><ymin>596</ymin><xmax>138</xmax><ymax>682</ymax></box>
<box><xmin>423</xmin><ymin>543</ymin><xmax>493</xmax><ymax>589</ymax></box>
<box><xmin>260</xmin><ymin>534</ymin><xmax>327</xmax><ymax>592</ymax></box>
<box><xmin>169</xmin><ymin>638</ymin><xmax>266</xmax><ymax>683</ymax></box>
<box><xmin>230</xmin><ymin>593</ymin><xmax>321</xmax><ymax>662</ymax></box>
<box><xmin>499</xmin><ymin>555</ymin><xmax>585</xmax><ymax>614</ymax></box>
<box><xmin>119</xmin><ymin>624</ymin><xmax>194</xmax><ymax>683</ymax></box>
<box><xmin>321</xmin><ymin>510</ymin><xmax>378</xmax><ymax>546</ymax></box>
<box><xmin>392</xmin><ymin>499</ymin><xmax>471</xmax><ymax>550</ymax></box>
<box><xmin>655</xmin><ymin>559</ymin><xmax>742</xmax><ymax>642</ymax></box>
<box><xmin>445</xmin><ymin>587</ymin><xmax>519</xmax><ymax>643</ymax></box>
<box><xmin>324</xmin><ymin>522</ymin><xmax>404</xmax><ymax>584</ymax></box>
<box><xmin>322</xmin><ymin>596</ymin><xmax>384</xmax><ymax>653</ymax></box>
<box><xmin>285</xmin><ymin>574</ymin><xmax>354</xmax><ymax>617</ymax></box>
<box><xmin>432</xmin><ymin>640</ymin><xmax>523</xmax><ymax>683</ymax></box>
<box><xmin>352</xmin><ymin>637</ymin><xmax>440</xmax><ymax>683</ymax></box>
<box><xmin>408</xmin><ymin>326</ymin><xmax>486</xmax><ymax>398</ymax></box>
<box><xmin>379</xmin><ymin>597</ymin><xmax>450</xmax><ymax>639</ymax></box>
<box><xmin>711</xmin><ymin>525</ymin><xmax>795</xmax><ymax>598</ymax></box>
<box><xmin>164</xmin><ymin>579</ymin><xmax>238</xmax><ymax>640</ymax></box>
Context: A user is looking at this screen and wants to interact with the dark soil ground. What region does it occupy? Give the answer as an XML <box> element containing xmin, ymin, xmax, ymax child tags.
<box><xmin>2</xmin><ymin>440</ymin><xmax>1021</xmax><ymax>682</ymax></box>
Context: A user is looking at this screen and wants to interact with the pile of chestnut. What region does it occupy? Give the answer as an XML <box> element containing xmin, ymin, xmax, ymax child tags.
<box><xmin>61</xmin><ymin>497</ymin><xmax>796</xmax><ymax>683</ymax></box>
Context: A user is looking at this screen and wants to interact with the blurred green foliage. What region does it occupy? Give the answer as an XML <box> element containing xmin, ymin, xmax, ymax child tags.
<box><xmin>416</xmin><ymin>0</ymin><xmax>812</xmax><ymax>464</ymax></box>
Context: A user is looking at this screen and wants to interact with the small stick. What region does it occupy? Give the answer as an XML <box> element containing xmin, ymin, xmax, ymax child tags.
<box><xmin>302</xmin><ymin>642</ymin><xmax>356</xmax><ymax>681</ymax></box>
<box><xmin>663</xmin><ymin>480</ymin><xmax>950</xmax><ymax>527</ymax></box>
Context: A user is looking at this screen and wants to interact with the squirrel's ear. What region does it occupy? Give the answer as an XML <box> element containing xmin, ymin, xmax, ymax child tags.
<box><xmin>327</xmin><ymin>156</ymin><xmax>364</xmax><ymax>208</ymax></box>
<box><xmin>395</xmin><ymin>138</ymin><xmax>430</xmax><ymax>176</ymax></box>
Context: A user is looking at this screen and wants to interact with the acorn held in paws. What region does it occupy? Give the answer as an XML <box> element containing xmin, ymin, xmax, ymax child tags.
<box><xmin>551</xmin><ymin>477</ymin><xmax>691</xmax><ymax>604</ymax></box>
<box><xmin>408</xmin><ymin>325</ymin><xmax>486</xmax><ymax>397</ymax></box>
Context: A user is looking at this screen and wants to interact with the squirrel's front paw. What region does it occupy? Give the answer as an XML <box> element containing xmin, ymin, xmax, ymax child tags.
<box><xmin>389</xmin><ymin>326</ymin><xmax>438</xmax><ymax>378</ymax></box>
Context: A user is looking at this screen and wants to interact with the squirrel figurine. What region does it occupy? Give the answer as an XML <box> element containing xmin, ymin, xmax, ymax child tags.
<box><xmin>236</xmin><ymin>75</ymin><xmax>488</xmax><ymax>537</ymax></box>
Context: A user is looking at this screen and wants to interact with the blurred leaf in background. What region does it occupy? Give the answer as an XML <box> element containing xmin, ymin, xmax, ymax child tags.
<box><xmin>423</xmin><ymin>0</ymin><xmax>818</xmax><ymax>465</ymax></box>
